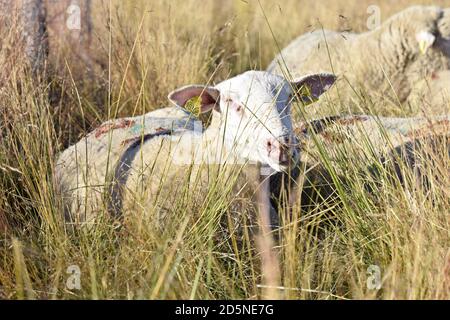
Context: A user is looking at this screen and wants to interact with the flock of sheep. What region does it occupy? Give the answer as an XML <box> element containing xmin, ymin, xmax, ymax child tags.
<box><xmin>55</xmin><ymin>6</ymin><xmax>450</xmax><ymax>229</ymax></box>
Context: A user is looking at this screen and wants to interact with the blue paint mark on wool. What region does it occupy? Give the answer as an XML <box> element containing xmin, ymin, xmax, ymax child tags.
<box><xmin>130</xmin><ymin>123</ymin><xmax>144</xmax><ymax>134</ymax></box>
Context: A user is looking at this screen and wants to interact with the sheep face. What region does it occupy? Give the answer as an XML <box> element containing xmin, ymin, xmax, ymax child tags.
<box><xmin>407</xmin><ymin>6</ymin><xmax>450</xmax><ymax>56</ymax></box>
<box><xmin>168</xmin><ymin>71</ymin><xmax>336</xmax><ymax>172</ymax></box>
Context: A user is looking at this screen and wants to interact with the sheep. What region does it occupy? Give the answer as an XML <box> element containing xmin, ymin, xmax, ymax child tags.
<box><xmin>280</xmin><ymin>113</ymin><xmax>450</xmax><ymax>210</ymax></box>
<box><xmin>297</xmin><ymin>114</ymin><xmax>450</xmax><ymax>169</ymax></box>
<box><xmin>55</xmin><ymin>70</ymin><xmax>337</xmax><ymax>227</ymax></box>
<box><xmin>267</xmin><ymin>6</ymin><xmax>450</xmax><ymax>107</ymax></box>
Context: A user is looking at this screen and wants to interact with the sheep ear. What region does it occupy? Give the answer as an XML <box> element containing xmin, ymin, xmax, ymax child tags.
<box><xmin>290</xmin><ymin>73</ymin><xmax>336</xmax><ymax>105</ymax></box>
<box><xmin>416</xmin><ymin>31</ymin><xmax>436</xmax><ymax>55</ymax></box>
<box><xmin>168</xmin><ymin>85</ymin><xmax>220</xmax><ymax>115</ymax></box>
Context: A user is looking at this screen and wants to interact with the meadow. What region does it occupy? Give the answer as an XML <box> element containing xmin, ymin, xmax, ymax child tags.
<box><xmin>0</xmin><ymin>0</ymin><xmax>449</xmax><ymax>299</ymax></box>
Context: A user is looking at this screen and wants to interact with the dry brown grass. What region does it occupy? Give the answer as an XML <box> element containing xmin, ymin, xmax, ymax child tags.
<box><xmin>0</xmin><ymin>0</ymin><xmax>449</xmax><ymax>300</ymax></box>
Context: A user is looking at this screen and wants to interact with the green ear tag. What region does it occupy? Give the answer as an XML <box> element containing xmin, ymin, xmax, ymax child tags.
<box><xmin>298</xmin><ymin>85</ymin><xmax>318</xmax><ymax>105</ymax></box>
<box><xmin>185</xmin><ymin>96</ymin><xmax>203</xmax><ymax>116</ymax></box>
<box><xmin>184</xmin><ymin>96</ymin><xmax>212</xmax><ymax>127</ymax></box>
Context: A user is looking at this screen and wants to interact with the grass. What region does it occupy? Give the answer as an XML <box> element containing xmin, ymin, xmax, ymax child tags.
<box><xmin>0</xmin><ymin>0</ymin><xmax>449</xmax><ymax>299</ymax></box>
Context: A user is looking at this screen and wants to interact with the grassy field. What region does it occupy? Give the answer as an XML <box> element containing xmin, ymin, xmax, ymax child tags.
<box><xmin>0</xmin><ymin>0</ymin><xmax>449</xmax><ymax>299</ymax></box>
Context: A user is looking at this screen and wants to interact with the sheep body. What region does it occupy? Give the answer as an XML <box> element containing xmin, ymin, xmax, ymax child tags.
<box><xmin>295</xmin><ymin>114</ymin><xmax>449</xmax><ymax>184</ymax></box>
<box><xmin>297</xmin><ymin>114</ymin><xmax>450</xmax><ymax>153</ymax></box>
<box><xmin>55</xmin><ymin>106</ymin><xmax>202</xmax><ymax>224</ymax></box>
<box><xmin>268</xmin><ymin>6</ymin><xmax>450</xmax><ymax>105</ymax></box>
<box><xmin>56</xmin><ymin>111</ymin><xmax>267</xmax><ymax>227</ymax></box>
<box><xmin>286</xmin><ymin>114</ymin><xmax>450</xmax><ymax>209</ymax></box>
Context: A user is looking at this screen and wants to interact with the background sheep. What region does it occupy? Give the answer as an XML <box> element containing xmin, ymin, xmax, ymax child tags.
<box><xmin>281</xmin><ymin>114</ymin><xmax>450</xmax><ymax>212</ymax></box>
<box><xmin>55</xmin><ymin>71</ymin><xmax>336</xmax><ymax>227</ymax></box>
<box><xmin>267</xmin><ymin>6</ymin><xmax>450</xmax><ymax>112</ymax></box>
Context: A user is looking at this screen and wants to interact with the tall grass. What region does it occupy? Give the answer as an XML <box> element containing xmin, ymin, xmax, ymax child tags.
<box><xmin>0</xmin><ymin>0</ymin><xmax>449</xmax><ymax>299</ymax></box>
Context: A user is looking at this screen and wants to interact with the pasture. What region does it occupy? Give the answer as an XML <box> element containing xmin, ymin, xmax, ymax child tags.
<box><xmin>0</xmin><ymin>0</ymin><xmax>449</xmax><ymax>299</ymax></box>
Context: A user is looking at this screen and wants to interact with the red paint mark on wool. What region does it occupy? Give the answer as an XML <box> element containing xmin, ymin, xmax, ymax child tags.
<box><xmin>95</xmin><ymin>119</ymin><xmax>136</xmax><ymax>138</ymax></box>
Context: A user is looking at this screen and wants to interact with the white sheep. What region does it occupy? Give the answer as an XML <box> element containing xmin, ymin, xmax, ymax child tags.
<box><xmin>268</xmin><ymin>6</ymin><xmax>450</xmax><ymax>106</ymax></box>
<box><xmin>278</xmin><ymin>113</ymin><xmax>450</xmax><ymax>210</ymax></box>
<box><xmin>55</xmin><ymin>71</ymin><xmax>336</xmax><ymax>226</ymax></box>
<box><xmin>295</xmin><ymin>114</ymin><xmax>450</xmax><ymax>161</ymax></box>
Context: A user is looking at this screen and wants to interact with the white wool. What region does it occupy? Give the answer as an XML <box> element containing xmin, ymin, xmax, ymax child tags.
<box><xmin>289</xmin><ymin>114</ymin><xmax>449</xmax><ymax>209</ymax></box>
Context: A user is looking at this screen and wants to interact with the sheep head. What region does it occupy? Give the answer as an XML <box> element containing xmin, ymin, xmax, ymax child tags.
<box><xmin>168</xmin><ymin>70</ymin><xmax>336</xmax><ymax>172</ymax></box>
<box><xmin>403</xmin><ymin>6</ymin><xmax>450</xmax><ymax>56</ymax></box>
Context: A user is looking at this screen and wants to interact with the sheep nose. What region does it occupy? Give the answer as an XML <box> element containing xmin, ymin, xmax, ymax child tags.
<box><xmin>266</xmin><ymin>137</ymin><xmax>291</xmax><ymax>165</ymax></box>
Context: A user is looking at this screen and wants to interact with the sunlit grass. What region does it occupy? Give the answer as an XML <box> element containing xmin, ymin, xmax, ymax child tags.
<box><xmin>0</xmin><ymin>0</ymin><xmax>449</xmax><ymax>300</ymax></box>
